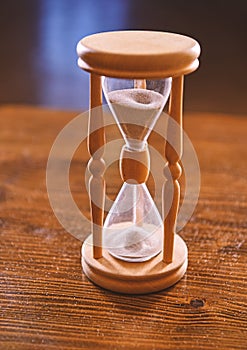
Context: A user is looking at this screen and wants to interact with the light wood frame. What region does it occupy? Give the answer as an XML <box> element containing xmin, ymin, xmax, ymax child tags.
<box><xmin>77</xmin><ymin>31</ymin><xmax>200</xmax><ymax>293</ymax></box>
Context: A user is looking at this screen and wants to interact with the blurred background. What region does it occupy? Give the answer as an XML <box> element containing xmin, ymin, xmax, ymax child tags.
<box><xmin>0</xmin><ymin>0</ymin><xmax>246</xmax><ymax>114</ymax></box>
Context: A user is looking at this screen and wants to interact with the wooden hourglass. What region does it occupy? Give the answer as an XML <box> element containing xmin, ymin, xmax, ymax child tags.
<box><xmin>77</xmin><ymin>31</ymin><xmax>200</xmax><ymax>294</ymax></box>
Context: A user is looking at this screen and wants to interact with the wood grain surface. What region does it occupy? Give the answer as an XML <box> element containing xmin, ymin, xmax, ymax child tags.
<box><xmin>0</xmin><ymin>105</ymin><xmax>246</xmax><ymax>349</ymax></box>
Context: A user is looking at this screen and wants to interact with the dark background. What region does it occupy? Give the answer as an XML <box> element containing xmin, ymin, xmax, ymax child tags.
<box><xmin>0</xmin><ymin>0</ymin><xmax>246</xmax><ymax>114</ymax></box>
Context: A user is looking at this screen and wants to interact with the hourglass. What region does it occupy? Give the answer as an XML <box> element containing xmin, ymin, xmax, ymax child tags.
<box><xmin>77</xmin><ymin>31</ymin><xmax>200</xmax><ymax>294</ymax></box>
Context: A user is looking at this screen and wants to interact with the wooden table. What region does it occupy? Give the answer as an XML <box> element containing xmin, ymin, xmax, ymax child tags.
<box><xmin>1</xmin><ymin>106</ymin><xmax>246</xmax><ymax>349</ymax></box>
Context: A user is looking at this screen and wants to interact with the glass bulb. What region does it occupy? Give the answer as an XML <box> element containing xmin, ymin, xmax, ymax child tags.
<box><xmin>102</xmin><ymin>77</ymin><xmax>171</xmax><ymax>150</ymax></box>
<box><xmin>103</xmin><ymin>183</ymin><xmax>163</xmax><ymax>262</ymax></box>
<box><xmin>102</xmin><ymin>77</ymin><xmax>171</xmax><ymax>262</ymax></box>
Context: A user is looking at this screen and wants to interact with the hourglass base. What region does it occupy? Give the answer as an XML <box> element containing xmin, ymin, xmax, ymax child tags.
<box><xmin>81</xmin><ymin>234</ymin><xmax>188</xmax><ymax>294</ymax></box>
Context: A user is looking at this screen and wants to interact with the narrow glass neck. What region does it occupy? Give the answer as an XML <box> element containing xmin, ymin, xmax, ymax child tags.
<box><xmin>124</xmin><ymin>138</ymin><xmax>147</xmax><ymax>151</ymax></box>
<box><xmin>120</xmin><ymin>143</ymin><xmax>150</xmax><ymax>184</ymax></box>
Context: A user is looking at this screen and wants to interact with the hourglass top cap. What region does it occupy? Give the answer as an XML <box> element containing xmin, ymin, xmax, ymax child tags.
<box><xmin>77</xmin><ymin>30</ymin><xmax>200</xmax><ymax>79</ymax></box>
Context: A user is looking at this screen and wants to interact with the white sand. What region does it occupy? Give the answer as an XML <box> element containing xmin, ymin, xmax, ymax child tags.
<box><xmin>107</xmin><ymin>88</ymin><xmax>165</xmax><ymax>144</ymax></box>
<box><xmin>104</xmin><ymin>222</ymin><xmax>162</xmax><ymax>262</ymax></box>
<box><xmin>108</xmin><ymin>88</ymin><xmax>165</xmax><ymax>110</ymax></box>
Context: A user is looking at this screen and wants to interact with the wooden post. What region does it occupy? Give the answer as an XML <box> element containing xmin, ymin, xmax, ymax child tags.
<box><xmin>163</xmin><ymin>76</ymin><xmax>184</xmax><ymax>263</ymax></box>
<box><xmin>119</xmin><ymin>145</ymin><xmax>150</xmax><ymax>228</ymax></box>
<box><xmin>88</xmin><ymin>73</ymin><xmax>105</xmax><ymax>259</ymax></box>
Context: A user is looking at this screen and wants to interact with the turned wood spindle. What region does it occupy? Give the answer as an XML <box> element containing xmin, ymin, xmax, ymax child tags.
<box><xmin>120</xmin><ymin>146</ymin><xmax>150</xmax><ymax>227</ymax></box>
<box><xmin>163</xmin><ymin>76</ymin><xmax>184</xmax><ymax>263</ymax></box>
<box><xmin>120</xmin><ymin>146</ymin><xmax>150</xmax><ymax>184</ymax></box>
<box><xmin>88</xmin><ymin>73</ymin><xmax>105</xmax><ymax>259</ymax></box>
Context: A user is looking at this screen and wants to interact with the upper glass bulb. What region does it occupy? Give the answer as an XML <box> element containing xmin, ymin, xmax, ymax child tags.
<box><xmin>102</xmin><ymin>77</ymin><xmax>172</xmax><ymax>150</ymax></box>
